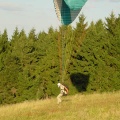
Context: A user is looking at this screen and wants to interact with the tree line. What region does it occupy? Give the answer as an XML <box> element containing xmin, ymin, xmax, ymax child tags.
<box><xmin>0</xmin><ymin>12</ymin><xmax>120</xmax><ymax>104</ymax></box>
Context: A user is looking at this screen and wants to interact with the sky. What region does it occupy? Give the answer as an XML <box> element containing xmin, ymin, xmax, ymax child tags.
<box><xmin>0</xmin><ymin>0</ymin><xmax>120</xmax><ymax>38</ymax></box>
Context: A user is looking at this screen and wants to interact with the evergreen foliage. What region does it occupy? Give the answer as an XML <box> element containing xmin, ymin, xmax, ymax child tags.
<box><xmin>0</xmin><ymin>12</ymin><xmax>120</xmax><ymax>104</ymax></box>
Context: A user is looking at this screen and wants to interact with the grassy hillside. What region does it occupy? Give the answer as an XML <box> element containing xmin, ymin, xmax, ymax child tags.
<box><xmin>0</xmin><ymin>91</ymin><xmax>120</xmax><ymax>120</ymax></box>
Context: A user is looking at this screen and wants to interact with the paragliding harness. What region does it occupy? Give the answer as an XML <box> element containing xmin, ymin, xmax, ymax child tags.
<box><xmin>63</xmin><ymin>84</ymin><xmax>69</xmax><ymax>96</ymax></box>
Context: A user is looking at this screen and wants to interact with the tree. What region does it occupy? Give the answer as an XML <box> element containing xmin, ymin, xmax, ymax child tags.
<box><xmin>0</xmin><ymin>29</ymin><xmax>9</xmax><ymax>104</ymax></box>
<box><xmin>0</xmin><ymin>29</ymin><xmax>9</xmax><ymax>71</ymax></box>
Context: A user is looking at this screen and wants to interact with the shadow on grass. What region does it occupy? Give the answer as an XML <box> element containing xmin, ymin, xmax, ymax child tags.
<box><xmin>70</xmin><ymin>72</ymin><xmax>89</xmax><ymax>92</ymax></box>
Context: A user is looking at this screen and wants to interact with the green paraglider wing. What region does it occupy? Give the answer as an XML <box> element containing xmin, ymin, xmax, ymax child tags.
<box><xmin>53</xmin><ymin>0</ymin><xmax>87</xmax><ymax>25</ymax></box>
<box><xmin>64</xmin><ymin>0</ymin><xmax>87</xmax><ymax>10</ymax></box>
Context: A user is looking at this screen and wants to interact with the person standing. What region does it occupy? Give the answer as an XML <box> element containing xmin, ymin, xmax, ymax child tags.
<box><xmin>57</xmin><ymin>83</ymin><xmax>68</xmax><ymax>104</ymax></box>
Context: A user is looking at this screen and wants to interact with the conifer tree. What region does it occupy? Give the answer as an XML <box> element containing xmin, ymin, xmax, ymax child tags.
<box><xmin>0</xmin><ymin>29</ymin><xmax>9</xmax><ymax>104</ymax></box>
<box><xmin>0</xmin><ymin>29</ymin><xmax>9</xmax><ymax>70</ymax></box>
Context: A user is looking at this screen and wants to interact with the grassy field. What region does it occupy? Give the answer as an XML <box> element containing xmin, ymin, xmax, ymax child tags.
<box><xmin>0</xmin><ymin>91</ymin><xmax>120</xmax><ymax>120</ymax></box>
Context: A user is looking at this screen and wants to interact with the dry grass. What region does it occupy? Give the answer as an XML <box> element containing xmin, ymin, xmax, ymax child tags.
<box><xmin>0</xmin><ymin>91</ymin><xmax>120</xmax><ymax>120</ymax></box>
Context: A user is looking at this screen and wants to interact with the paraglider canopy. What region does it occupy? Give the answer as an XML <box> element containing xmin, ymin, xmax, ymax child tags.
<box><xmin>64</xmin><ymin>0</ymin><xmax>87</xmax><ymax>10</ymax></box>
<box><xmin>53</xmin><ymin>0</ymin><xmax>87</xmax><ymax>25</ymax></box>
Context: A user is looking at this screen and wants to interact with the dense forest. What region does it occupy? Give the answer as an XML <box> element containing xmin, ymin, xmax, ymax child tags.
<box><xmin>0</xmin><ymin>12</ymin><xmax>120</xmax><ymax>104</ymax></box>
